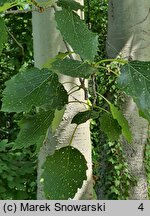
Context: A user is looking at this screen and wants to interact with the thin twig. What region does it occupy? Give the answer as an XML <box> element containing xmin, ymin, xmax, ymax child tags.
<box><xmin>69</xmin><ymin>95</ymin><xmax>89</xmax><ymax>107</ymax></box>
<box><xmin>62</xmin><ymin>81</ymin><xmax>79</xmax><ymax>86</ymax></box>
<box><xmin>69</xmin><ymin>125</ymin><xmax>78</xmax><ymax>146</ymax></box>
<box><xmin>91</xmin><ymin>74</ymin><xmax>97</xmax><ymax>107</ymax></box>
<box><xmin>4</xmin><ymin>5</ymin><xmax>50</xmax><ymax>15</ymax></box>
<box><xmin>5</xmin><ymin>9</ymin><xmax>33</xmax><ymax>15</ymax></box>
<box><xmin>6</xmin><ymin>27</ymin><xmax>24</xmax><ymax>57</ymax></box>
<box><xmin>96</xmin><ymin>92</ymin><xmax>111</xmax><ymax>105</ymax></box>
<box><xmin>68</xmin><ymin>88</ymin><xmax>80</xmax><ymax>96</ymax></box>
<box><xmin>93</xmin><ymin>105</ymin><xmax>110</xmax><ymax>114</ymax></box>
<box><xmin>69</xmin><ymin>100</ymin><xmax>90</xmax><ymax>107</ymax></box>
<box><xmin>68</xmin><ymin>85</ymin><xmax>79</xmax><ymax>94</ymax></box>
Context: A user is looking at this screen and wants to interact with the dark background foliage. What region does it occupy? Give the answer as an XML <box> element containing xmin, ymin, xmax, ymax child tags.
<box><xmin>0</xmin><ymin>11</ymin><xmax>37</xmax><ymax>199</ymax></box>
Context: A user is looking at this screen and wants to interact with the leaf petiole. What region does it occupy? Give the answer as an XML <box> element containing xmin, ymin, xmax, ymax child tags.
<box><xmin>94</xmin><ymin>105</ymin><xmax>110</xmax><ymax>114</ymax></box>
<box><xmin>95</xmin><ymin>58</ymin><xmax>128</xmax><ymax>67</ymax></box>
<box><xmin>69</xmin><ymin>125</ymin><xmax>78</xmax><ymax>146</ymax></box>
<box><xmin>96</xmin><ymin>92</ymin><xmax>111</xmax><ymax>105</ymax></box>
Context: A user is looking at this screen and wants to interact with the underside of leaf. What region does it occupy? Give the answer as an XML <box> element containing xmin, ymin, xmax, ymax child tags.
<box><xmin>118</xmin><ymin>61</ymin><xmax>150</xmax><ymax>122</ymax></box>
<box><xmin>13</xmin><ymin>109</ymin><xmax>55</xmax><ymax>149</ymax></box>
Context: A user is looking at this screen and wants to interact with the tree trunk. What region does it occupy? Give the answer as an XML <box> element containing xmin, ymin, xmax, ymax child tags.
<box><xmin>32</xmin><ymin>1</ymin><xmax>93</xmax><ymax>200</ymax></box>
<box><xmin>106</xmin><ymin>0</ymin><xmax>149</xmax><ymax>199</ymax></box>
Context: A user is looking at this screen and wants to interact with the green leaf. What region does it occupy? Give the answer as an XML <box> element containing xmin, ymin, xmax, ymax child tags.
<box><xmin>110</xmin><ymin>186</ymin><xmax>119</xmax><ymax>195</ymax></box>
<box><xmin>100</xmin><ymin>113</ymin><xmax>122</xmax><ymax>141</ymax></box>
<box><xmin>34</xmin><ymin>135</ymin><xmax>46</xmax><ymax>154</ymax></box>
<box><xmin>0</xmin><ymin>140</ymin><xmax>14</xmax><ymax>151</ymax></box>
<box><xmin>55</xmin><ymin>9</ymin><xmax>98</xmax><ymax>61</ymax></box>
<box><xmin>110</xmin><ymin>104</ymin><xmax>132</xmax><ymax>143</ymax></box>
<box><xmin>51</xmin><ymin>108</ymin><xmax>65</xmax><ymax>134</ymax></box>
<box><xmin>118</xmin><ymin>61</ymin><xmax>150</xmax><ymax>122</ymax></box>
<box><xmin>43</xmin><ymin>52</ymin><xmax>73</xmax><ymax>68</ymax></box>
<box><xmin>1</xmin><ymin>68</ymin><xmax>68</xmax><ymax>113</ymax></box>
<box><xmin>139</xmin><ymin>110</ymin><xmax>150</xmax><ymax>122</ymax></box>
<box><xmin>57</xmin><ymin>0</ymin><xmax>84</xmax><ymax>11</ymax></box>
<box><xmin>0</xmin><ymin>139</ymin><xmax>7</xmax><ymax>146</ymax></box>
<box><xmin>13</xmin><ymin>109</ymin><xmax>55</xmax><ymax>149</ymax></box>
<box><xmin>0</xmin><ymin>17</ymin><xmax>7</xmax><ymax>54</ymax></box>
<box><xmin>71</xmin><ymin>110</ymin><xmax>99</xmax><ymax>125</ymax></box>
<box><xmin>0</xmin><ymin>1</ymin><xmax>17</xmax><ymax>12</ymax></box>
<box><xmin>0</xmin><ymin>0</ymin><xmax>15</xmax><ymax>5</ymax></box>
<box><xmin>42</xmin><ymin>146</ymin><xmax>87</xmax><ymax>199</ymax></box>
<box><xmin>52</xmin><ymin>58</ymin><xmax>97</xmax><ymax>78</ymax></box>
<box><xmin>0</xmin><ymin>139</ymin><xmax>8</xmax><ymax>150</ymax></box>
<box><xmin>0</xmin><ymin>186</ymin><xmax>6</xmax><ymax>193</ymax></box>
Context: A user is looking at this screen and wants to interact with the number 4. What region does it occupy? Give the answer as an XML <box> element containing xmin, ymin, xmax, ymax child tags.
<box><xmin>138</xmin><ymin>203</ymin><xmax>144</xmax><ymax>211</ymax></box>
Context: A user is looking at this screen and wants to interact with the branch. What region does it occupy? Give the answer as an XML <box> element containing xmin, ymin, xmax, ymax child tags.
<box><xmin>4</xmin><ymin>7</ymin><xmax>46</xmax><ymax>15</ymax></box>
<box><xmin>6</xmin><ymin>27</ymin><xmax>24</xmax><ymax>57</ymax></box>
<box><xmin>91</xmin><ymin>74</ymin><xmax>97</xmax><ymax>106</ymax></box>
<box><xmin>5</xmin><ymin>9</ymin><xmax>33</xmax><ymax>15</ymax></box>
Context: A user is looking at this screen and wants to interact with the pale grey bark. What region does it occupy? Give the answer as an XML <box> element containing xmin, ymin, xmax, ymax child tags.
<box><xmin>107</xmin><ymin>0</ymin><xmax>149</xmax><ymax>199</ymax></box>
<box><xmin>32</xmin><ymin>1</ymin><xmax>93</xmax><ymax>200</ymax></box>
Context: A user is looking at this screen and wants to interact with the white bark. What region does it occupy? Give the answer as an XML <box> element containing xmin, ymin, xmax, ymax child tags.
<box><xmin>107</xmin><ymin>0</ymin><xmax>149</xmax><ymax>199</ymax></box>
<box><xmin>32</xmin><ymin>0</ymin><xmax>93</xmax><ymax>200</ymax></box>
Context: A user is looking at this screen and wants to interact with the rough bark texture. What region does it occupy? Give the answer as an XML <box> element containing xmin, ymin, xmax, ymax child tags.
<box><xmin>107</xmin><ymin>0</ymin><xmax>149</xmax><ymax>199</ymax></box>
<box><xmin>32</xmin><ymin>1</ymin><xmax>93</xmax><ymax>200</ymax></box>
